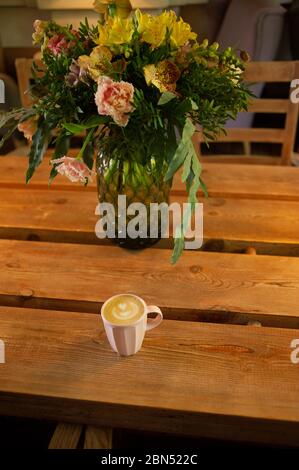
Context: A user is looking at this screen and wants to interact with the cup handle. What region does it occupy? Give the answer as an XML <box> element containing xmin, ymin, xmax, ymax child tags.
<box><xmin>146</xmin><ymin>306</ymin><xmax>163</xmax><ymax>331</ymax></box>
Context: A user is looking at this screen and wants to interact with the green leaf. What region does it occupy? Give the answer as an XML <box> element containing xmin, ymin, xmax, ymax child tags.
<box><xmin>174</xmin><ymin>99</ymin><xmax>193</xmax><ymax>116</ymax></box>
<box><xmin>158</xmin><ymin>92</ymin><xmax>176</xmax><ymax>106</ymax></box>
<box><xmin>83</xmin><ymin>115</ymin><xmax>109</xmax><ymax>128</ymax></box>
<box><xmin>0</xmin><ymin>108</ymin><xmax>35</xmax><ymax>150</ymax></box>
<box><xmin>171</xmin><ymin>236</ymin><xmax>185</xmax><ymax>265</ymax></box>
<box><xmin>164</xmin><ymin>119</ymin><xmax>195</xmax><ymax>181</ymax></box>
<box><xmin>63</xmin><ymin>116</ymin><xmax>108</xmax><ymax>135</ymax></box>
<box><xmin>190</xmin><ymin>99</ymin><xmax>198</xmax><ymax>111</ymax></box>
<box><xmin>182</xmin><ymin>150</ymin><xmax>192</xmax><ymax>183</ymax></box>
<box><xmin>26</xmin><ymin>121</ymin><xmax>49</xmax><ymax>183</ymax></box>
<box><xmin>82</xmin><ymin>140</ymin><xmax>94</xmax><ymax>170</ymax></box>
<box><xmin>199</xmin><ymin>176</ymin><xmax>209</xmax><ymax>198</ymax></box>
<box><xmin>63</xmin><ymin>122</ymin><xmax>86</xmax><ymax>134</ymax></box>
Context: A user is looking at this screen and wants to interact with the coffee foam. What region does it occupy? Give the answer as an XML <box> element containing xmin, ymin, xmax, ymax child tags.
<box><xmin>103</xmin><ymin>295</ymin><xmax>144</xmax><ymax>325</ymax></box>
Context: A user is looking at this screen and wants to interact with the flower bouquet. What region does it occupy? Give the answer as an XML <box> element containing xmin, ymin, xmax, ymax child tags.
<box><xmin>0</xmin><ymin>1</ymin><xmax>251</xmax><ymax>262</ymax></box>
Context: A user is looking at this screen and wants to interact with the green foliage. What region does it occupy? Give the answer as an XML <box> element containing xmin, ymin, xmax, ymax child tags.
<box><xmin>26</xmin><ymin>119</ymin><xmax>50</xmax><ymax>183</ymax></box>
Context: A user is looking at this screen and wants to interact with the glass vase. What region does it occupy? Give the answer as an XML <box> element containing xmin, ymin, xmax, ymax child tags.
<box><xmin>96</xmin><ymin>152</ymin><xmax>172</xmax><ymax>249</ymax></box>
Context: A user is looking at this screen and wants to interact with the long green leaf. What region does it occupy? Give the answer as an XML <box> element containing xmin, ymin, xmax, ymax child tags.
<box><xmin>62</xmin><ymin>123</ymin><xmax>87</xmax><ymax>134</ymax></box>
<box><xmin>63</xmin><ymin>116</ymin><xmax>108</xmax><ymax>135</ymax></box>
<box><xmin>164</xmin><ymin>119</ymin><xmax>195</xmax><ymax>181</ymax></box>
<box><xmin>26</xmin><ymin>121</ymin><xmax>49</xmax><ymax>183</ymax></box>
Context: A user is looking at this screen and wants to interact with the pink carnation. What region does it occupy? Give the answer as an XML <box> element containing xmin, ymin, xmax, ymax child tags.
<box><xmin>48</xmin><ymin>30</ymin><xmax>79</xmax><ymax>56</ymax></box>
<box><xmin>51</xmin><ymin>156</ymin><xmax>93</xmax><ymax>183</ymax></box>
<box><xmin>48</xmin><ymin>34</ymin><xmax>69</xmax><ymax>56</ymax></box>
<box><xmin>95</xmin><ymin>76</ymin><xmax>134</xmax><ymax>127</ymax></box>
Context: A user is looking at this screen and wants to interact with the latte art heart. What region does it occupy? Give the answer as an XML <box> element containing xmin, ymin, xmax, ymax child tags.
<box><xmin>103</xmin><ymin>295</ymin><xmax>144</xmax><ymax>325</ymax></box>
<box><xmin>112</xmin><ymin>301</ymin><xmax>139</xmax><ymax>321</ymax></box>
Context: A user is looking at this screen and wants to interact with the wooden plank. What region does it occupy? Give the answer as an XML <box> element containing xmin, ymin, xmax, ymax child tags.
<box><xmin>195</xmin><ymin>164</ymin><xmax>299</xmax><ymax>201</ymax></box>
<box><xmin>48</xmin><ymin>423</ymin><xmax>83</xmax><ymax>449</ymax></box>
<box><xmin>243</xmin><ymin>61</ymin><xmax>297</xmax><ymax>83</ymax></box>
<box><xmin>0</xmin><ymin>305</ymin><xmax>299</xmax><ymax>446</ymax></box>
<box><xmin>194</xmin><ymin>128</ymin><xmax>286</xmax><ymax>143</ymax></box>
<box><xmin>0</xmin><ymin>188</ymin><xmax>299</xmax><ymax>257</ymax></box>
<box><xmin>199</xmin><ymin>156</ymin><xmax>281</xmax><ymax>165</ymax></box>
<box><xmin>248</xmin><ymin>99</ymin><xmax>289</xmax><ymax>114</ymax></box>
<box><xmin>2</xmin><ymin>156</ymin><xmax>299</xmax><ymax>201</ymax></box>
<box><xmin>1</xmin><ymin>239</ymin><xmax>299</xmax><ymax>327</ymax></box>
<box><xmin>200</xmin><ymin>196</ymin><xmax>299</xmax><ymax>255</ymax></box>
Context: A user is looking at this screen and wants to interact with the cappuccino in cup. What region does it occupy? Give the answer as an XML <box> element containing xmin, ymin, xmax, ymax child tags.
<box><xmin>101</xmin><ymin>294</ymin><xmax>163</xmax><ymax>356</ymax></box>
<box><xmin>102</xmin><ymin>294</ymin><xmax>144</xmax><ymax>325</ymax></box>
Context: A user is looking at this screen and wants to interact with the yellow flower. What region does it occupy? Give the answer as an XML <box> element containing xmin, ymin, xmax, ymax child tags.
<box><xmin>136</xmin><ymin>9</ymin><xmax>176</xmax><ymax>49</ymax></box>
<box><xmin>144</xmin><ymin>60</ymin><xmax>180</xmax><ymax>93</ymax></box>
<box><xmin>93</xmin><ymin>0</ymin><xmax>132</xmax><ymax>19</ymax></box>
<box><xmin>98</xmin><ymin>16</ymin><xmax>134</xmax><ymax>47</ymax></box>
<box><xmin>78</xmin><ymin>46</ymin><xmax>113</xmax><ymax>81</ymax></box>
<box><xmin>171</xmin><ymin>18</ymin><xmax>197</xmax><ymax>48</ymax></box>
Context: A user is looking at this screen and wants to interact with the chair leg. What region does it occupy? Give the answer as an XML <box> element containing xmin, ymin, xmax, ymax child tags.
<box><xmin>48</xmin><ymin>422</ymin><xmax>83</xmax><ymax>449</ymax></box>
<box><xmin>243</xmin><ymin>142</ymin><xmax>251</xmax><ymax>155</ymax></box>
<box><xmin>84</xmin><ymin>426</ymin><xmax>113</xmax><ymax>449</ymax></box>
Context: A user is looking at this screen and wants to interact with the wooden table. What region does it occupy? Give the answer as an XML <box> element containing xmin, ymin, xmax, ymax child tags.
<box><xmin>0</xmin><ymin>154</ymin><xmax>299</xmax><ymax>448</ymax></box>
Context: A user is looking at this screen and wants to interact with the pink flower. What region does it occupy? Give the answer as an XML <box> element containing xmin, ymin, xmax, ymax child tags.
<box><xmin>48</xmin><ymin>34</ymin><xmax>68</xmax><ymax>56</ymax></box>
<box><xmin>51</xmin><ymin>156</ymin><xmax>94</xmax><ymax>183</ymax></box>
<box><xmin>95</xmin><ymin>76</ymin><xmax>134</xmax><ymax>127</ymax></box>
<box><xmin>48</xmin><ymin>30</ymin><xmax>79</xmax><ymax>56</ymax></box>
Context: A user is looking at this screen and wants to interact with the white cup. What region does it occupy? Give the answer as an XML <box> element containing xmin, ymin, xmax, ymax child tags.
<box><xmin>101</xmin><ymin>294</ymin><xmax>163</xmax><ymax>356</ymax></box>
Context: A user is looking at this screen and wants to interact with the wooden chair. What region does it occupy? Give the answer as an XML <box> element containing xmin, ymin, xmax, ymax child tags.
<box><xmin>15</xmin><ymin>57</ymin><xmax>44</xmax><ymax>108</ymax></box>
<box><xmin>193</xmin><ymin>61</ymin><xmax>299</xmax><ymax>166</ymax></box>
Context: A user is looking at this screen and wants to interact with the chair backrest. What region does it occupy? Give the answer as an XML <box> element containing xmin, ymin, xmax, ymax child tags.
<box><xmin>215</xmin><ymin>1</ymin><xmax>286</xmax><ymax>129</ymax></box>
<box><xmin>15</xmin><ymin>57</ymin><xmax>44</xmax><ymax>108</ymax></box>
<box><xmin>193</xmin><ymin>61</ymin><xmax>299</xmax><ymax>165</ymax></box>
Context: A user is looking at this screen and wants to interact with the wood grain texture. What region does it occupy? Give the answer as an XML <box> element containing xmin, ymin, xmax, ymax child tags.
<box><xmin>1</xmin><ymin>239</ymin><xmax>299</xmax><ymax>327</ymax></box>
<box><xmin>200</xmin><ymin>156</ymin><xmax>281</xmax><ymax>165</ymax></box>
<box><xmin>48</xmin><ymin>422</ymin><xmax>83</xmax><ymax>449</ymax></box>
<box><xmin>243</xmin><ymin>61</ymin><xmax>298</xmax><ymax>82</ymax></box>
<box><xmin>1</xmin><ymin>188</ymin><xmax>299</xmax><ymax>256</ymax></box>
<box><xmin>84</xmin><ymin>426</ymin><xmax>112</xmax><ymax>449</ymax></box>
<box><xmin>0</xmin><ymin>305</ymin><xmax>299</xmax><ymax>446</ymax></box>
<box><xmin>194</xmin><ymin>128</ymin><xmax>286</xmax><ymax>143</ymax></box>
<box><xmin>2</xmin><ymin>156</ymin><xmax>299</xmax><ymax>201</ymax></box>
<box><xmin>248</xmin><ymin>98</ymin><xmax>289</xmax><ymax>113</ymax></box>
